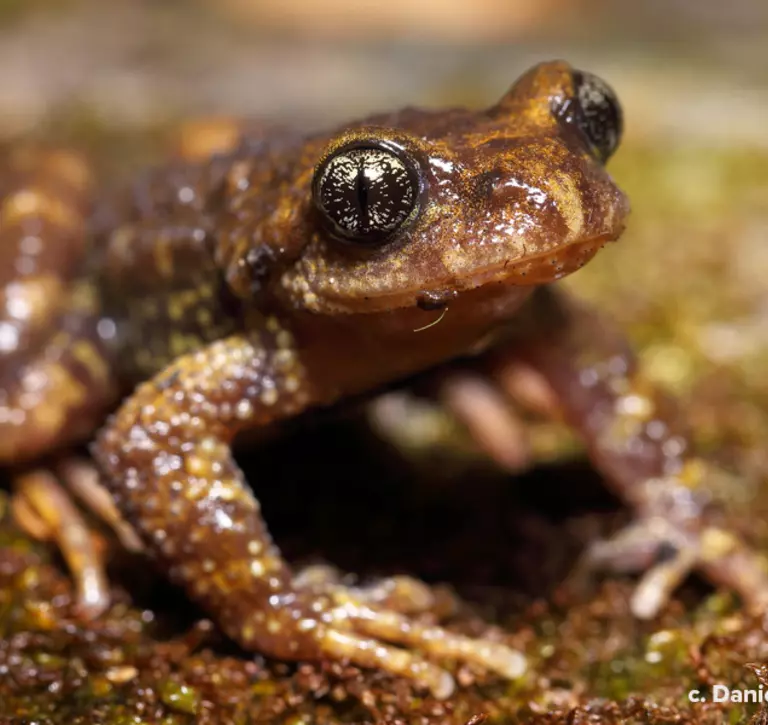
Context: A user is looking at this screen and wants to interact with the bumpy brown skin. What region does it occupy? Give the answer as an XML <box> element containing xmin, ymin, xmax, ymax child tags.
<box><xmin>2</xmin><ymin>61</ymin><xmax>768</xmax><ymax>696</ymax></box>
<box><xmin>0</xmin><ymin>147</ymin><xmax>117</xmax><ymax>460</ymax></box>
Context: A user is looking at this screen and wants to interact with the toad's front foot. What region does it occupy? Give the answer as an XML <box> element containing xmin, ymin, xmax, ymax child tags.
<box><xmin>283</xmin><ymin>564</ymin><xmax>525</xmax><ymax>695</ymax></box>
<box><xmin>468</xmin><ymin>287</ymin><xmax>768</xmax><ymax>617</ymax></box>
<box><xmin>581</xmin><ymin>511</ymin><xmax>768</xmax><ymax>619</ymax></box>
<box><xmin>267</xmin><ymin>574</ymin><xmax>526</xmax><ymax>698</ymax></box>
<box><xmin>92</xmin><ymin>331</ymin><xmax>526</xmax><ymax>698</ymax></box>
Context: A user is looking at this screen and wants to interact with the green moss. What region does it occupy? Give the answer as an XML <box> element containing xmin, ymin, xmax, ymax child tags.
<box><xmin>158</xmin><ymin>680</ymin><xmax>201</xmax><ymax>715</ymax></box>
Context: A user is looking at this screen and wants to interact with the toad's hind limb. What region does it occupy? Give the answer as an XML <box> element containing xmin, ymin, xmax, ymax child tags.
<box><xmin>0</xmin><ymin>148</ymin><xmax>123</xmax><ymax>617</ymax></box>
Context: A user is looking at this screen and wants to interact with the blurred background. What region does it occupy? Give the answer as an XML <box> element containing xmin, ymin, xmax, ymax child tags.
<box><xmin>0</xmin><ymin>0</ymin><xmax>765</xmax><ymax>147</ymax></box>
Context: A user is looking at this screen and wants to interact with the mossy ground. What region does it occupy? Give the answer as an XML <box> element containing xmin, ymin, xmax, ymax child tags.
<box><xmin>2</xmin><ymin>421</ymin><xmax>768</xmax><ymax>723</ymax></box>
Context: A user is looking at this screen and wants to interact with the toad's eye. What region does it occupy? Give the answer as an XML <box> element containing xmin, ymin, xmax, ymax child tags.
<box><xmin>313</xmin><ymin>141</ymin><xmax>421</xmax><ymax>245</ymax></box>
<box><xmin>556</xmin><ymin>71</ymin><xmax>623</xmax><ymax>163</ymax></box>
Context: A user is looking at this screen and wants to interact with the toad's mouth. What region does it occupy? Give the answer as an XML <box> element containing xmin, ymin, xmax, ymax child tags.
<box><xmin>458</xmin><ymin>233</ymin><xmax>618</xmax><ymax>289</ymax></box>
<box><xmin>321</xmin><ymin>234</ymin><xmax>618</xmax><ymax>314</ymax></box>
<box><xmin>290</xmin><ymin>225</ymin><xmax>624</xmax><ymax>316</ymax></box>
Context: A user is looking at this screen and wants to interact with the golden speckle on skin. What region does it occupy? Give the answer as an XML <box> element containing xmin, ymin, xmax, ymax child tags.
<box><xmin>235</xmin><ymin>399</ymin><xmax>254</xmax><ymax>419</ymax></box>
<box><xmin>284</xmin><ymin>375</ymin><xmax>300</xmax><ymax>393</ymax></box>
<box><xmin>5</xmin><ymin>276</ymin><xmax>64</xmax><ymax>327</ymax></box>
<box><xmin>22</xmin><ymin>360</ymin><xmax>86</xmax><ymax>439</ymax></box>
<box><xmin>199</xmin><ymin>436</ymin><xmax>218</xmax><ymax>453</ymax></box>
<box><xmin>70</xmin><ymin>339</ymin><xmax>111</xmax><ymax>387</ymax></box>
<box><xmin>241</xmin><ymin>623</ymin><xmax>256</xmax><ymax>642</ymax></box>
<box><xmin>259</xmin><ymin>387</ymin><xmax>278</xmax><ymax>406</ymax></box>
<box><xmin>188</xmin><ymin>528</ymin><xmax>206</xmax><ymax>544</ymax></box>
<box><xmin>185</xmin><ymin>454</ymin><xmax>209</xmax><ymax>477</ymax></box>
<box><xmin>273</xmin><ymin>349</ymin><xmax>296</xmax><ymax>370</ymax></box>
<box><xmin>197</xmin><ymin>308</ymin><xmax>213</xmax><ymax>326</ymax></box>
<box><xmin>166</xmin><ymin>296</ymin><xmax>185</xmax><ymax>322</ymax></box>
<box><xmin>250</xmin><ymin>560</ymin><xmax>265</xmax><ymax>577</ymax></box>
<box><xmin>275</xmin><ymin>330</ymin><xmax>294</xmax><ymax>349</ymax></box>
<box><xmin>154</xmin><ymin>238</ymin><xmax>175</xmax><ymax>279</ymax></box>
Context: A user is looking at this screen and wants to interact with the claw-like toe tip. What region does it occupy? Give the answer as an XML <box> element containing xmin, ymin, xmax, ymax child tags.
<box><xmin>630</xmin><ymin>586</ymin><xmax>663</xmax><ymax>620</ymax></box>
<box><xmin>491</xmin><ymin>646</ymin><xmax>527</xmax><ymax>679</ymax></box>
<box><xmin>430</xmin><ymin>670</ymin><xmax>456</xmax><ymax>700</ymax></box>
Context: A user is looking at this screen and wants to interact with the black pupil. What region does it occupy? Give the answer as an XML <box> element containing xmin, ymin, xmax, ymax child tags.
<box><xmin>317</xmin><ymin>146</ymin><xmax>416</xmax><ymax>242</ymax></box>
<box><xmin>355</xmin><ymin>164</ymin><xmax>369</xmax><ymax>225</ymax></box>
